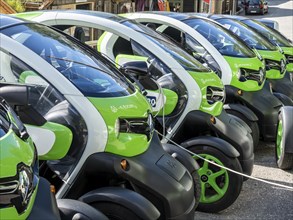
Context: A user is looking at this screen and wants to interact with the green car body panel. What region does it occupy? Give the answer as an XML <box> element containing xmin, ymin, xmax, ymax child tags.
<box><xmin>0</xmin><ymin>131</ymin><xmax>37</xmax><ymax>219</ymax></box>
<box><xmin>282</xmin><ymin>47</ymin><xmax>293</xmax><ymax>72</ymax></box>
<box><xmin>224</xmin><ymin>56</ymin><xmax>265</xmax><ymax>91</ymax></box>
<box><xmin>115</xmin><ymin>54</ymin><xmax>224</xmax><ymax>117</ymax></box>
<box><xmin>188</xmin><ymin>71</ymin><xmax>224</xmax><ymax>117</ymax></box>
<box><xmin>157</xmin><ymin>88</ymin><xmax>178</xmax><ymax>116</ymax></box>
<box><xmin>13</xmin><ymin>12</ymin><xmax>43</xmax><ymax>20</ymax></box>
<box><xmin>0</xmin><ymin>131</ymin><xmax>35</xmax><ymax>177</ymax></box>
<box><xmin>30</xmin><ymin>122</ymin><xmax>73</xmax><ymax>161</ymax></box>
<box><xmin>257</xmin><ymin>50</ymin><xmax>286</xmax><ymax>79</ymax></box>
<box><xmin>88</xmin><ymin>90</ymin><xmax>151</xmax><ymax>157</ymax></box>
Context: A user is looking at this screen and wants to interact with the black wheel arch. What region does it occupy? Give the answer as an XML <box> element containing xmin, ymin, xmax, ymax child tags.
<box><xmin>162</xmin><ymin>143</ymin><xmax>200</xmax><ymax>171</ymax></box>
<box><xmin>224</xmin><ymin>103</ymin><xmax>258</xmax><ymax>122</ymax></box>
<box><xmin>180</xmin><ymin>136</ymin><xmax>240</xmax><ymax>158</ymax></box>
<box><xmin>273</xmin><ymin>92</ymin><xmax>293</xmax><ymax>106</ymax></box>
<box><xmin>57</xmin><ymin>199</ymin><xmax>109</xmax><ymax>220</ymax></box>
<box><xmin>79</xmin><ymin>187</ymin><xmax>160</xmax><ymax>220</ymax></box>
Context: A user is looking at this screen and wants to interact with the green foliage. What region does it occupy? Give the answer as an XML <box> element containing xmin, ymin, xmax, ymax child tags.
<box><xmin>5</xmin><ymin>0</ymin><xmax>25</xmax><ymax>12</ymax></box>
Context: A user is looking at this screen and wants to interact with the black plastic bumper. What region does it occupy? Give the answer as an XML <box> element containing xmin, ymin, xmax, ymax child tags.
<box><xmin>82</xmin><ymin>134</ymin><xmax>195</xmax><ymax>220</ymax></box>
<box><xmin>225</xmin><ymin>85</ymin><xmax>283</xmax><ymax>141</ymax></box>
<box><xmin>28</xmin><ymin>177</ymin><xmax>61</xmax><ymax>220</ymax></box>
<box><xmin>267</xmin><ymin>72</ymin><xmax>293</xmax><ymax>100</ymax></box>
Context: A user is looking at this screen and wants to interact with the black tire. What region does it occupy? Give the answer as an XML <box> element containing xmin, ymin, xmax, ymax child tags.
<box><xmin>89</xmin><ymin>202</ymin><xmax>143</xmax><ymax>220</ymax></box>
<box><xmin>189</xmin><ymin>170</ymin><xmax>201</xmax><ymax>209</ymax></box>
<box><xmin>226</xmin><ymin>110</ymin><xmax>260</xmax><ymax>150</ymax></box>
<box><xmin>275</xmin><ymin>110</ymin><xmax>293</xmax><ymax>170</ymax></box>
<box><xmin>188</xmin><ymin>145</ymin><xmax>243</xmax><ymax>213</ymax></box>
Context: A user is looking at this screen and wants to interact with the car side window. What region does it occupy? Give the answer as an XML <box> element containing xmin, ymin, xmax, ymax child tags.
<box><xmin>0</xmin><ymin>49</ymin><xmax>65</xmax><ymax>116</ymax></box>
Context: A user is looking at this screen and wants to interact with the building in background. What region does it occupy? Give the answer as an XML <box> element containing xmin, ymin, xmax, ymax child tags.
<box><xmin>0</xmin><ymin>0</ymin><xmax>16</xmax><ymax>14</ymax></box>
<box><xmin>1</xmin><ymin>0</ymin><xmax>238</xmax><ymax>15</ymax></box>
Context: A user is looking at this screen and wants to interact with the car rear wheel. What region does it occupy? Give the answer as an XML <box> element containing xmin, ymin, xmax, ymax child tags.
<box><xmin>189</xmin><ymin>146</ymin><xmax>243</xmax><ymax>213</ymax></box>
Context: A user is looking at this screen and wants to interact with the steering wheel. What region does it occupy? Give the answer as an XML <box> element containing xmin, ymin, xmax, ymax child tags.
<box><xmin>58</xmin><ymin>61</ymin><xmax>75</xmax><ymax>80</ymax></box>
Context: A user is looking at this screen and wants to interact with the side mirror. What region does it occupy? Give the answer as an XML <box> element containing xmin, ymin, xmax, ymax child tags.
<box><xmin>0</xmin><ymin>85</ymin><xmax>29</xmax><ymax>106</ymax></box>
<box><xmin>120</xmin><ymin>60</ymin><xmax>159</xmax><ymax>91</ymax></box>
<box><xmin>0</xmin><ymin>85</ymin><xmax>46</xmax><ymax>126</ymax></box>
<box><xmin>120</xmin><ymin>60</ymin><xmax>149</xmax><ymax>78</ymax></box>
<box><xmin>192</xmin><ymin>52</ymin><xmax>206</xmax><ymax>64</ymax></box>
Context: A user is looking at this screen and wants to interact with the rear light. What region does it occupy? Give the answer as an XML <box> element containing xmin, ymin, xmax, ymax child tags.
<box><xmin>260</xmin><ymin>4</ymin><xmax>263</xmax><ymax>8</ymax></box>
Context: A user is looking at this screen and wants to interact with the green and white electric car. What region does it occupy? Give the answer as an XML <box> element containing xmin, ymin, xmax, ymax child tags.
<box><xmin>125</xmin><ymin>12</ymin><xmax>288</xmax><ymax>149</ymax></box>
<box><xmin>16</xmin><ymin>10</ymin><xmax>258</xmax><ymax>213</ymax></box>
<box><xmin>231</xmin><ymin>16</ymin><xmax>293</xmax><ymax>78</ymax></box>
<box><xmin>0</xmin><ymin>97</ymin><xmax>108</xmax><ymax>220</ymax></box>
<box><xmin>203</xmin><ymin>14</ymin><xmax>292</xmax><ymax>101</ymax></box>
<box><xmin>0</xmin><ymin>15</ymin><xmax>197</xmax><ymax>220</ymax></box>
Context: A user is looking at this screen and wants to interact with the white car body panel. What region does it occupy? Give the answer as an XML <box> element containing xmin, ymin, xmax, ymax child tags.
<box><xmin>25</xmin><ymin>11</ymin><xmax>204</xmax><ymax>144</ymax></box>
<box><xmin>26</xmin><ymin>125</ymin><xmax>56</xmax><ymax>156</ymax></box>
<box><xmin>125</xmin><ymin>13</ymin><xmax>233</xmax><ymax>86</ymax></box>
<box><xmin>0</xmin><ymin>34</ymin><xmax>108</xmax><ymax>197</ymax></box>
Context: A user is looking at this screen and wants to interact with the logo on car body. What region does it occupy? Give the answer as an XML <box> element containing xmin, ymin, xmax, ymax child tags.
<box><xmin>147</xmin><ymin>96</ymin><xmax>157</xmax><ymax>107</ymax></box>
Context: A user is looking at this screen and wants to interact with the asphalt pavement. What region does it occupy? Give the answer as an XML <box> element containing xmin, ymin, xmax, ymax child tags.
<box><xmin>195</xmin><ymin>142</ymin><xmax>293</xmax><ymax>219</ymax></box>
<box><xmin>195</xmin><ymin>1</ymin><xmax>293</xmax><ymax>219</ymax></box>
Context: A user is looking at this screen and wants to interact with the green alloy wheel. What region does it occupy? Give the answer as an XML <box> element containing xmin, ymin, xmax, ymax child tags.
<box><xmin>190</xmin><ymin>146</ymin><xmax>243</xmax><ymax>213</ymax></box>
<box><xmin>275</xmin><ymin>112</ymin><xmax>293</xmax><ymax>170</ymax></box>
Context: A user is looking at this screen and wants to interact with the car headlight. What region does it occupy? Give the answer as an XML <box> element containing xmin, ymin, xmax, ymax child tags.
<box><xmin>206</xmin><ymin>86</ymin><xmax>225</xmax><ymax>104</ymax></box>
<box><xmin>280</xmin><ymin>59</ymin><xmax>286</xmax><ymax>73</ymax></box>
<box><xmin>114</xmin><ymin>119</ymin><xmax>120</xmax><ymax>138</ymax></box>
<box><xmin>237</xmin><ymin>68</ymin><xmax>265</xmax><ymax>85</ymax></box>
<box><xmin>285</xmin><ymin>54</ymin><xmax>293</xmax><ymax>64</ymax></box>
<box><xmin>265</xmin><ymin>59</ymin><xmax>279</xmax><ymax>70</ymax></box>
<box><xmin>265</xmin><ymin>59</ymin><xmax>286</xmax><ymax>73</ymax></box>
<box><xmin>119</xmin><ymin>114</ymin><xmax>154</xmax><ymax>140</ymax></box>
<box><xmin>236</xmin><ymin>69</ymin><xmax>242</xmax><ymax>80</ymax></box>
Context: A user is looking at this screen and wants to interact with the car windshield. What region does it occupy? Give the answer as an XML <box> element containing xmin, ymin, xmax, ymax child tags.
<box><xmin>248</xmin><ymin>0</ymin><xmax>260</xmax><ymax>5</ymax></box>
<box><xmin>183</xmin><ymin>18</ymin><xmax>256</xmax><ymax>58</ymax></box>
<box><xmin>122</xmin><ymin>20</ymin><xmax>210</xmax><ymax>72</ymax></box>
<box><xmin>218</xmin><ymin>19</ymin><xmax>276</xmax><ymax>51</ymax></box>
<box><xmin>1</xmin><ymin>23</ymin><xmax>134</xmax><ymax>97</ymax></box>
<box><xmin>242</xmin><ymin>19</ymin><xmax>292</xmax><ymax>47</ymax></box>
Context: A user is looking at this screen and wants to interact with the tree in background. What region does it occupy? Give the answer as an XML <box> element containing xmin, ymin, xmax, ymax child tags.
<box><xmin>5</xmin><ymin>0</ymin><xmax>25</xmax><ymax>12</ymax></box>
